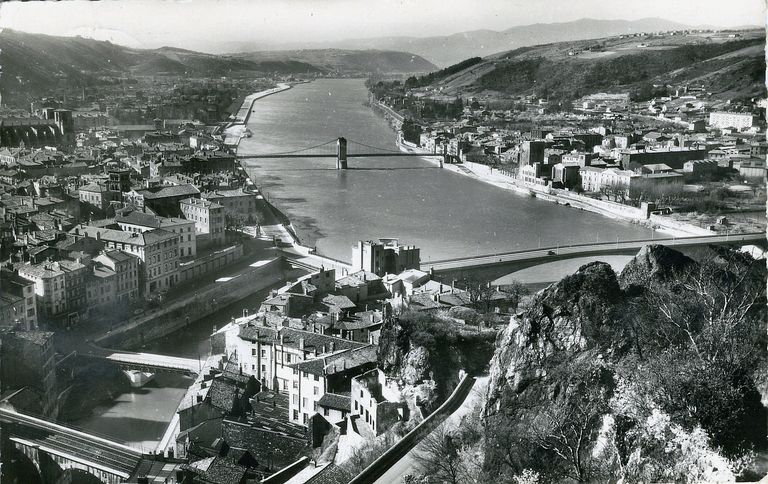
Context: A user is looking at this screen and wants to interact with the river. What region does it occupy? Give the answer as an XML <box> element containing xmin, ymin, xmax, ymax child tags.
<box><xmin>71</xmin><ymin>284</ymin><xmax>280</xmax><ymax>450</ymax></box>
<box><xmin>73</xmin><ymin>78</ymin><xmax>655</xmax><ymax>450</ymax></box>
<box><xmin>237</xmin><ymin>78</ymin><xmax>654</xmax><ymax>263</ymax></box>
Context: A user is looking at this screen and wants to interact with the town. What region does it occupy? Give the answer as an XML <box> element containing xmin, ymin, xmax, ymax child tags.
<box><xmin>0</xmin><ymin>5</ymin><xmax>765</xmax><ymax>484</ymax></box>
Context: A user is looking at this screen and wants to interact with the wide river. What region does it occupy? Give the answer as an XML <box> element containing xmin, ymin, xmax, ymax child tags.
<box><xmin>238</xmin><ymin>78</ymin><xmax>654</xmax><ymax>262</ymax></box>
<box><xmin>74</xmin><ymin>78</ymin><xmax>654</xmax><ymax>449</ymax></box>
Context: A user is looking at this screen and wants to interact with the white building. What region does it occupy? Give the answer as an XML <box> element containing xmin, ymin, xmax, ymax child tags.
<box><xmin>708</xmin><ymin>112</ymin><xmax>755</xmax><ymax>130</ymax></box>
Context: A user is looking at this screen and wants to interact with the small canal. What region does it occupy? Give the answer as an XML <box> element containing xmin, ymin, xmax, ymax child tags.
<box><xmin>70</xmin><ymin>283</ymin><xmax>282</xmax><ymax>450</ymax></box>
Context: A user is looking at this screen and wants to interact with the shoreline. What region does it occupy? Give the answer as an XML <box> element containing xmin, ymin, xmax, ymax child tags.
<box><xmin>384</xmin><ymin>109</ymin><xmax>712</xmax><ymax>238</ymax></box>
<box><xmin>224</xmin><ymin>82</ymin><xmax>293</xmax><ymax>146</ymax></box>
<box><xmin>231</xmin><ymin>81</ymin><xmax>355</xmax><ymax>272</ymax></box>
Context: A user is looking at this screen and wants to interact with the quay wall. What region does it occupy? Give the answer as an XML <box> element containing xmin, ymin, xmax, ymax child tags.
<box><xmin>178</xmin><ymin>244</ymin><xmax>244</xmax><ymax>283</ymax></box>
<box><xmin>95</xmin><ymin>258</ymin><xmax>286</xmax><ymax>349</ymax></box>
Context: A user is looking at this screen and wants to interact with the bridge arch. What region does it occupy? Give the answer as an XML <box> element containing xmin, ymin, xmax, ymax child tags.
<box><xmin>2</xmin><ymin>443</ymin><xmax>43</xmax><ymax>484</ymax></box>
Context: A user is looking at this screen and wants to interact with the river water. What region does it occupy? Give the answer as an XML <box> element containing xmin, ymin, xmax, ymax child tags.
<box><xmin>73</xmin><ymin>78</ymin><xmax>655</xmax><ymax>449</ymax></box>
<box><xmin>72</xmin><ymin>285</ymin><xmax>279</xmax><ymax>450</ymax></box>
<box><xmin>238</xmin><ymin>78</ymin><xmax>654</xmax><ymax>263</ymax></box>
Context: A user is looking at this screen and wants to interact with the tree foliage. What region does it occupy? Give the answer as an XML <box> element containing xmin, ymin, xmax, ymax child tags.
<box><xmin>482</xmin><ymin>247</ymin><xmax>767</xmax><ymax>481</ymax></box>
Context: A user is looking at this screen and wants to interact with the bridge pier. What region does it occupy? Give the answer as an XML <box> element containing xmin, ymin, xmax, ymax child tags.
<box><xmin>336</xmin><ymin>137</ymin><xmax>348</xmax><ymax>169</ymax></box>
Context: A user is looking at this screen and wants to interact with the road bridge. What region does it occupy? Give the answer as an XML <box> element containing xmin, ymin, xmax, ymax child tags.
<box><xmin>237</xmin><ymin>137</ymin><xmax>446</xmax><ymax>169</ymax></box>
<box><xmin>78</xmin><ymin>345</ymin><xmax>202</xmax><ymax>375</ymax></box>
<box><xmin>0</xmin><ymin>406</ymin><xmax>142</xmax><ymax>484</ymax></box>
<box><xmin>422</xmin><ymin>232</ymin><xmax>767</xmax><ymax>283</ymax></box>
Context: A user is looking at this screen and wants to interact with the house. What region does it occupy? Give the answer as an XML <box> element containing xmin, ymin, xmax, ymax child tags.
<box><xmin>116</xmin><ymin>209</ymin><xmax>196</xmax><ymax>258</ymax></box>
<box><xmin>738</xmin><ymin>158</ymin><xmax>766</xmax><ymax>178</ymax></box>
<box><xmin>288</xmin><ymin>345</ymin><xmax>378</xmax><ymax>427</ymax></box>
<box><xmin>68</xmin><ymin>224</ymin><xmax>180</xmax><ymax>295</ymax></box>
<box><xmin>78</xmin><ymin>183</ymin><xmax>121</xmax><ymax>212</ymax></box>
<box><xmin>125</xmin><ymin>184</ymin><xmax>200</xmax><ymax>217</ymax></box>
<box><xmin>350</xmin><ymin>368</ymin><xmax>407</xmax><ymax>436</ymax></box>
<box><xmin>180</xmin><ymin>197</ymin><xmax>226</xmax><ymax>247</ymax></box>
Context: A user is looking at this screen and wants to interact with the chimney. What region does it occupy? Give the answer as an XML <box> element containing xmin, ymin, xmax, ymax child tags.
<box><xmin>451</xmin><ymin>280</ymin><xmax>455</xmax><ymax>293</ymax></box>
<box><xmin>329</xmin><ymin>341</ymin><xmax>335</xmax><ymax>352</ymax></box>
<box><xmin>279</xmin><ymin>333</ymin><xmax>284</xmax><ymax>344</ymax></box>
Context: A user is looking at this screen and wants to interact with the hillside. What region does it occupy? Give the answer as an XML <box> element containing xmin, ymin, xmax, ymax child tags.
<box><xmin>410</xmin><ymin>29</ymin><xmax>765</xmax><ymax>102</ymax></box>
<box><xmin>232</xmin><ymin>49</ymin><xmax>435</xmax><ymax>74</ymax></box>
<box><xmin>0</xmin><ymin>29</ymin><xmax>430</xmax><ymax>104</ymax></box>
<box><xmin>272</xmin><ymin>18</ymin><xmax>722</xmax><ymax>67</ymax></box>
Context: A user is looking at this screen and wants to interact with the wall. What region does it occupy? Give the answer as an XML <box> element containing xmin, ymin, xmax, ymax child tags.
<box><xmin>177</xmin><ymin>244</ymin><xmax>243</xmax><ymax>283</ymax></box>
<box><xmin>348</xmin><ymin>373</ymin><xmax>475</xmax><ymax>484</ymax></box>
<box><xmin>95</xmin><ymin>258</ymin><xmax>286</xmax><ymax>349</ymax></box>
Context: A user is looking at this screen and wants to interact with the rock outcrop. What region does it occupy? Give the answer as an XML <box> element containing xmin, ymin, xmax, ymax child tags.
<box><xmin>378</xmin><ymin>312</ymin><xmax>496</xmax><ymax>413</ymax></box>
<box><xmin>480</xmin><ymin>244</ymin><xmax>767</xmax><ymax>482</ymax></box>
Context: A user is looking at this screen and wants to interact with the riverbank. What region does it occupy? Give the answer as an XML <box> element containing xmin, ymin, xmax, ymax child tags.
<box><xmin>224</xmin><ymin>82</ymin><xmax>293</xmax><ymax>145</ymax></box>
<box><xmin>387</xmin><ymin>114</ymin><xmax>711</xmax><ymax>238</ymax></box>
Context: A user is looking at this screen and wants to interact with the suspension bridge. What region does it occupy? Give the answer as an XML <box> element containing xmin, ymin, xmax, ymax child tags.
<box><xmin>237</xmin><ymin>137</ymin><xmax>447</xmax><ymax>169</ymax></box>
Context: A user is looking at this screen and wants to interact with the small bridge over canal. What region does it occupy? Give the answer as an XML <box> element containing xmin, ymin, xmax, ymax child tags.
<box><xmin>77</xmin><ymin>345</ymin><xmax>202</xmax><ymax>375</ymax></box>
<box><xmin>237</xmin><ymin>137</ymin><xmax>447</xmax><ymax>169</ymax></box>
<box><xmin>422</xmin><ymin>231</ymin><xmax>767</xmax><ymax>282</ymax></box>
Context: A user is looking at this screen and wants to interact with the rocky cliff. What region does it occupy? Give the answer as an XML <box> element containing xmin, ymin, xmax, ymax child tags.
<box><xmin>378</xmin><ymin>311</ymin><xmax>496</xmax><ymax>414</ymax></box>
<box><xmin>482</xmin><ymin>245</ymin><xmax>767</xmax><ymax>482</ymax></box>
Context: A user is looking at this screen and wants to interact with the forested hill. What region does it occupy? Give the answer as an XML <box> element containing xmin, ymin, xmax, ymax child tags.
<box><xmin>410</xmin><ymin>29</ymin><xmax>765</xmax><ymax>103</ymax></box>
<box><xmin>0</xmin><ymin>29</ymin><xmax>434</xmax><ymax>104</ymax></box>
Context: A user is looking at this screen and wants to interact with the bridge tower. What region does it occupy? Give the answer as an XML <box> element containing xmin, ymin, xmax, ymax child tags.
<box><xmin>336</xmin><ymin>137</ymin><xmax>348</xmax><ymax>169</ymax></box>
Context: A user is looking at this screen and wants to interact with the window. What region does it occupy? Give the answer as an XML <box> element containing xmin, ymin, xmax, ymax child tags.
<box><xmin>313</xmin><ymin>402</ymin><xmax>317</xmax><ymax>411</ymax></box>
<box><xmin>302</xmin><ymin>397</ymin><xmax>308</xmax><ymax>408</ymax></box>
<box><xmin>293</xmin><ymin>410</ymin><xmax>298</xmax><ymax>420</ymax></box>
<box><xmin>324</xmin><ymin>408</ymin><xmax>329</xmax><ymax>416</ymax></box>
<box><xmin>303</xmin><ymin>413</ymin><xmax>308</xmax><ymax>424</ymax></box>
<box><xmin>314</xmin><ymin>374</ymin><xmax>319</xmax><ymax>382</ymax></box>
<box><xmin>313</xmin><ymin>387</ymin><xmax>319</xmax><ymax>396</ymax></box>
<box><xmin>292</xmin><ymin>395</ymin><xmax>298</xmax><ymax>405</ymax></box>
<box><xmin>261</xmin><ymin>365</ymin><xmax>266</xmax><ymax>372</ymax></box>
<box><xmin>261</xmin><ymin>350</ymin><xmax>266</xmax><ymax>357</ymax></box>
<box><xmin>252</xmin><ymin>349</ymin><xmax>257</xmax><ymax>356</ymax></box>
<box><xmin>292</xmin><ymin>381</ymin><xmax>298</xmax><ymax>389</ymax></box>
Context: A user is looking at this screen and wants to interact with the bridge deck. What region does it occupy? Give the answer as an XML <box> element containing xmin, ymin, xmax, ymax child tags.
<box><xmin>0</xmin><ymin>408</ymin><xmax>141</xmax><ymax>478</ymax></box>
<box><xmin>83</xmin><ymin>346</ymin><xmax>201</xmax><ymax>374</ymax></box>
<box><xmin>423</xmin><ymin>232</ymin><xmax>766</xmax><ymax>272</ymax></box>
<box><xmin>237</xmin><ymin>152</ymin><xmax>438</xmax><ymax>159</ymax></box>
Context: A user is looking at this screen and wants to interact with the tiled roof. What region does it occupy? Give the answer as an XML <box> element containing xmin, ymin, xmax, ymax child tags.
<box><xmin>290</xmin><ymin>345</ymin><xmax>377</xmax><ymax>376</ymax></box>
<box><xmin>317</xmin><ymin>393</ymin><xmax>351</xmax><ymax>412</ymax></box>
<box><xmin>321</xmin><ymin>294</ymin><xmax>356</xmax><ymax>310</ymax></box>
<box><xmin>69</xmin><ymin>224</ymin><xmax>176</xmax><ymax>247</ymax></box>
<box><xmin>139</xmin><ymin>184</ymin><xmax>200</xmax><ymax>199</ymax></box>
<box><xmin>408</xmin><ymin>293</ymin><xmax>444</xmax><ymax>311</ymax></box>
<box><xmin>10</xmin><ymin>330</ymin><xmax>54</xmax><ymax>346</ymax></box>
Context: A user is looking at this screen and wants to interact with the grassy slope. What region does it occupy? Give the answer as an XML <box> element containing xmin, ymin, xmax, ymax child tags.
<box><xmin>421</xmin><ymin>30</ymin><xmax>765</xmax><ymax>101</ymax></box>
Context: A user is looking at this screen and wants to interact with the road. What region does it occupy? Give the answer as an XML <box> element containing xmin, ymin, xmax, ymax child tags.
<box><xmin>373</xmin><ymin>377</ymin><xmax>489</xmax><ymax>484</ymax></box>
<box><xmin>422</xmin><ymin>232</ymin><xmax>766</xmax><ymax>272</ymax></box>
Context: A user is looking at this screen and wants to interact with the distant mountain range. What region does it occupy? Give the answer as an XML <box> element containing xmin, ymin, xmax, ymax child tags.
<box><xmin>0</xmin><ymin>29</ymin><xmax>436</xmax><ymax>105</ymax></box>
<box><xmin>232</xmin><ymin>18</ymin><xmax>760</xmax><ymax>67</ymax></box>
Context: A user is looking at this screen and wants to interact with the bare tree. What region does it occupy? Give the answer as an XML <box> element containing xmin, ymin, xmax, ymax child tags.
<box><xmin>412</xmin><ymin>425</ymin><xmax>464</xmax><ymax>484</ymax></box>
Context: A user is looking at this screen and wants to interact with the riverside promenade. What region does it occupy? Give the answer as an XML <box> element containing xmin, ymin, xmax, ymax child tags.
<box><xmin>224</xmin><ymin>82</ymin><xmax>292</xmax><ymax>145</ymax></box>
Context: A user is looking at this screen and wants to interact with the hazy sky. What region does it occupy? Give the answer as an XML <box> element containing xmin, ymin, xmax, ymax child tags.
<box><xmin>0</xmin><ymin>0</ymin><xmax>764</xmax><ymax>52</ymax></box>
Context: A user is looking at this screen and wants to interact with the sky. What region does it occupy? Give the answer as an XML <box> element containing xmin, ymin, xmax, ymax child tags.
<box><xmin>0</xmin><ymin>0</ymin><xmax>764</xmax><ymax>52</ymax></box>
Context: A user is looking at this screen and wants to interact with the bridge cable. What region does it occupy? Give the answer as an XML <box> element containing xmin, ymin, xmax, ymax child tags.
<box><xmin>346</xmin><ymin>139</ymin><xmax>405</xmax><ymax>154</ymax></box>
<box><xmin>243</xmin><ymin>139</ymin><xmax>338</xmax><ymax>157</ymax></box>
